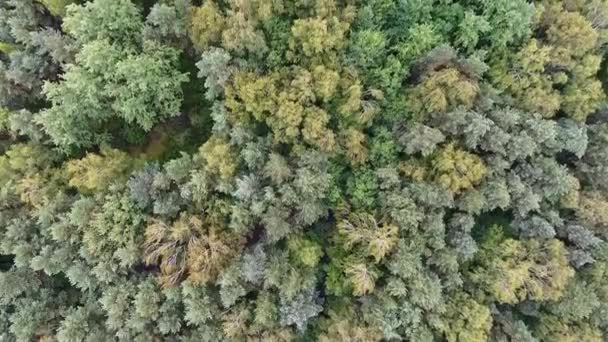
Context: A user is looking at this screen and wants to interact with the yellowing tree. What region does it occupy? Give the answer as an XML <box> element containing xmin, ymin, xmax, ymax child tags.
<box><xmin>289</xmin><ymin>17</ymin><xmax>348</xmax><ymax>58</ymax></box>
<box><xmin>345</xmin><ymin>262</ymin><xmax>378</xmax><ymax>296</ymax></box>
<box><xmin>542</xmin><ymin>3</ymin><xmax>599</xmax><ymax>59</ymax></box>
<box><xmin>431</xmin><ymin>143</ymin><xmax>487</xmax><ymax>194</ymax></box>
<box><xmin>144</xmin><ymin>213</ymin><xmax>242</xmax><ymax>287</ymax></box>
<box><xmin>408</xmin><ymin>68</ymin><xmax>479</xmax><ymax>119</ymax></box>
<box><xmin>492</xmin><ymin>3</ymin><xmax>605</xmax><ymax>121</ymax></box>
<box><xmin>337</xmin><ymin>212</ymin><xmax>399</xmax><ymax>263</ymax></box>
<box><xmin>341</xmin><ymin>128</ymin><xmax>368</xmax><ymax>166</ymax></box>
<box><xmin>199</xmin><ymin>137</ymin><xmax>237</xmax><ymax>180</ymax></box>
<box><xmin>536</xmin><ymin>314</ymin><xmax>603</xmax><ymax>342</ymax></box>
<box><xmin>302</xmin><ymin>107</ymin><xmax>336</xmax><ymax>152</ymax></box>
<box><xmin>225</xmin><ymin>71</ymin><xmax>278</xmax><ymax>121</ymax></box>
<box><xmin>188</xmin><ymin>1</ymin><xmax>225</xmax><ymax>50</ymax></box>
<box><xmin>492</xmin><ymin>39</ymin><xmax>561</xmax><ymax>117</ymax></box>
<box><xmin>66</xmin><ymin>146</ymin><xmax>136</xmax><ymax>194</ymax></box>
<box><xmin>576</xmin><ymin>191</ymin><xmax>608</xmax><ymax>235</ymax></box>
<box><xmin>439</xmin><ymin>294</ymin><xmax>492</xmax><ymax>342</ymax></box>
<box><xmin>470</xmin><ymin>227</ymin><xmax>574</xmax><ymax>304</ymax></box>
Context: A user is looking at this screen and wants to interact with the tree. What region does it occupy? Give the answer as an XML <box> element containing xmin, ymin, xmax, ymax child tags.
<box><xmin>2</xmin><ymin>0</ymin><xmax>608</xmax><ymax>340</ymax></box>
<box><xmin>345</xmin><ymin>262</ymin><xmax>378</xmax><ymax>296</ymax></box>
<box><xmin>199</xmin><ymin>136</ymin><xmax>237</xmax><ymax>180</ymax></box>
<box><xmin>38</xmin><ymin>0</ymin><xmax>188</xmax><ymax>150</ymax></box>
<box><xmin>397</xmin><ymin>123</ymin><xmax>445</xmax><ymax>157</ymax></box>
<box><xmin>491</xmin><ymin>3</ymin><xmax>605</xmax><ymax>121</ymax></box>
<box><xmin>406</xmin><ymin>46</ymin><xmax>483</xmax><ymax>119</ymax></box>
<box><xmin>469</xmin><ymin>226</ymin><xmax>574</xmax><ymax>304</ymax></box>
<box><xmin>66</xmin><ymin>146</ymin><xmax>137</xmax><ymax>194</ymax></box>
<box><xmin>576</xmin><ymin>191</ymin><xmax>608</xmax><ymax>237</ymax></box>
<box><xmin>535</xmin><ymin>314</ymin><xmax>603</xmax><ymax>342</ymax></box>
<box><xmin>144</xmin><ymin>0</ymin><xmax>189</xmax><ymax>44</ymax></box>
<box><xmin>143</xmin><ymin>213</ymin><xmax>242</xmax><ymax>287</ymax></box>
<box><xmin>337</xmin><ymin>212</ymin><xmax>398</xmax><ymax>263</ymax></box>
<box><xmin>196</xmin><ymin>47</ymin><xmax>232</xmax><ymax>100</ymax></box>
<box><xmin>278</xmin><ymin>288</ymin><xmax>323</xmax><ymax>331</ymax></box>
<box><xmin>431</xmin><ymin>143</ymin><xmax>487</xmax><ymax>194</ymax></box>
<box><xmin>289</xmin><ymin>17</ymin><xmax>348</xmax><ymax>58</ymax></box>
<box><xmin>318</xmin><ymin>302</ymin><xmax>382</xmax><ymax>342</ymax></box>
<box><xmin>188</xmin><ymin>1</ymin><xmax>225</xmax><ymax>51</ymax></box>
<box><xmin>0</xmin><ymin>0</ymin><xmax>66</xmax><ymax>109</ymax></box>
<box><xmin>62</xmin><ymin>0</ymin><xmax>143</xmax><ymax>46</ymax></box>
<box><xmin>38</xmin><ymin>39</ymin><xmax>187</xmax><ymax>150</ymax></box>
<box><xmin>438</xmin><ymin>293</ymin><xmax>492</xmax><ymax>342</ymax></box>
<box><xmin>408</xmin><ymin>68</ymin><xmax>479</xmax><ymax>118</ymax></box>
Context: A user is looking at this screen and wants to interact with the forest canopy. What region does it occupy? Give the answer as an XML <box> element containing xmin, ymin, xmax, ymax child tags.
<box><xmin>2</xmin><ymin>0</ymin><xmax>608</xmax><ymax>341</ymax></box>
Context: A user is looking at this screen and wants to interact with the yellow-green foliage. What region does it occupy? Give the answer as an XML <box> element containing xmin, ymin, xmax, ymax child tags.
<box><xmin>288</xmin><ymin>236</ymin><xmax>323</xmax><ymax>267</ymax></box>
<box><xmin>542</xmin><ymin>3</ymin><xmax>599</xmax><ymax>58</ymax></box>
<box><xmin>225</xmin><ymin>66</ymin><xmax>374</xmax><ymax>161</ymax></box>
<box><xmin>536</xmin><ymin>315</ymin><xmax>603</xmax><ymax>342</ymax></box>
<box><xmin>399</xmin><ymin>159</ymin><xmax>428</xmax><ymax>182</ymax></box>
<box><xmin>41</xmin><ymin>0</ymin><xmax>75</xmax><ymax>17</ymax></box>
<box><xmin>576</xmin><ymin>191</ymin><xmax>608</xmax><ymax>234</ymax></box>
<box><xmin>0</xmin><ymin>107</ymin><xmax>10</xmax><ymax>131</ymax></box>
<box><xmin>493</xmin><ymin>39</ymin><xmax>562</xmax><ymax>116</ymax></box>
<box><xmin>0</xmin><ymin>144</ymin><xmax>64</xmax><ymax>207</ymax></box>
<box><xmin>341</xmin><ymin>128</ymin><xmax>368</xmax><ymax>166</ymax></box>
<box><xmin>144</xmin><ymin>213</ymin><xmax>242</xmax><ymax>287</ymax></box>
<box><xmin>188</xmin><ymin>1</ymin><xmax>225</xmax><ymax>51</ymax></box>
<box><xmin>407</xmin><ymin>68</ymin><xmax>479</xmax><ymax>118</ymax></box>
<box><xmin>439</xmin><ymin>294</ymin><xmax>492</xmax><ymax>342</ymax></box>
<box><xmin>345</xmin><ymin>262</ymin><xmax>378</xmax><ymax>296</ymax></box>
<box><xmin>66</xmin><ymin>146</ymin><xmax>136</xmax><ymax>194</ymax></box>
<box><xmin>431</xmin><ymin>143</ymin><xmax>487</xmax><ymax>194</ymax></box>
<box><xmin>471</xmin><ymin>227</ymin><xmax>574</xmax><ymax>304</ymax></box>
<box><xmin>217</xmin><ymin>6</ymin><xmax>374</xmax><ymax>165</ymax></box>
<box><xmin>225</xmin><ymin>71</ymin><xmax>278</xmax><ymax>121</ymax></box>
<box><xmin>199</xmin><ymin>136</ymin><xmax>237</xmax><ymax>180</ymax></box>
<box><xmin>318</xmin><ymin>303</ymin><xmax>382</xmax><ymax>342</ymax></box>
<box><xmin>493</xmin><ymin>3</ymin><xmax>605</xmax><ymax>121</ymax></box>
<box><xmin>302</xmin><ymin>107</ymin><xmax>336</xmax><ymax>152</ymax></box>
<box><xmin>337</xmin><ymin>212</ymin><xmax>399</xmax><ymax>263</ymax></box>
<box><xmin>312</xmin><ymin>65</ymin><xmax>340</xmax><ymax>101</ymax></box>
<box><xmin>0</xmin><ymin>42</ymin><xmax>16</xmax><ymax>54</ymax></box>
<box><xmin>289</xmin><ymin>17</ymin><xmax>348</xmax><ymax>58</ymax></box>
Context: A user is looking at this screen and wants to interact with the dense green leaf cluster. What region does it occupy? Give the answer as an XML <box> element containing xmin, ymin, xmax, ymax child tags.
<box><xmin>1</xmin><ymin>0</ymin><xmax>608</xmax><ymax>341</ymax></box>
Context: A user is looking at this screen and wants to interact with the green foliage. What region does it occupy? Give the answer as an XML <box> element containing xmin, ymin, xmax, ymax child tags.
<box><xmin>63</xmin><ymin>0</ymin><xmax>143</xmax><ymax>46</ymax></box>
<box><xmin>38</xmin><ymin>0</ymin><xmax>188</xmax><ymax>150</ymax></box>
<box><xmin>346</xmin><ymin>168</ymin><xmax>378</xmax><ymax>209</ymax></box>
<box><xmin>39</xmin><ymin>39</ymin><xmax>187</xmax><ymax>150</ymax></box>
<box><xmin>2</xmin><ymin>0</ymin><xmax>608</xmax><ymax>340</ymax></box>
<box><xmin>0</xmin><ymin>0</ymin><xmax>68</xmax><ymax>109</ymax></box>
<box><xmin>40</xmin><ymin>0</ymin><xmax>75</xmax><ymax>17</ymax></box>
<box><xmin>287</xmin><ymin>235</ymin><xmax>323</xmax><ymax>268</ymax></box>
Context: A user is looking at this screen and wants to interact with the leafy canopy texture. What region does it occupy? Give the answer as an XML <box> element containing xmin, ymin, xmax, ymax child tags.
<box><xmin>1</xmin><ymin>0</ymin><xmax>608</xmax><ymax>341</ymax></box>
<box><xmin>37</xmin><ymin>0</ymin><xmax>188</xmax><ymax>150</ymax></box>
